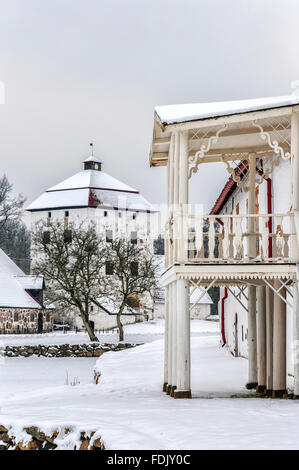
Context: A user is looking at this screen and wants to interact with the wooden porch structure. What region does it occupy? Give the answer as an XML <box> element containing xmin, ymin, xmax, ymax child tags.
<box><xmin>150</xmin><ymin>95</ymin><xmax>299</xmax><ymax>398</ymax></box>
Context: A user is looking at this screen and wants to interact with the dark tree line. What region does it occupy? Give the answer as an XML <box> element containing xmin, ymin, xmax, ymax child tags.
<box><xmin>0</xmin><ymin>175</ymin><xmax>30</xmax><ymax>272</ymax></box>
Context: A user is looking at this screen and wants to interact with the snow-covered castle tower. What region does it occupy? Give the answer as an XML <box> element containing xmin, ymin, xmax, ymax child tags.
<box><xmin>27</xmin><ymin>153</ymin><xmax>154</xmax><ymax>244</ymax></box>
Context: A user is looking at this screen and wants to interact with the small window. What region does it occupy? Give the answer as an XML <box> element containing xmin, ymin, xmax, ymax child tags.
<box><xmin>64</xmin><ymin>229</ymin><xmax>72</xmax><ymax>244</ymax></box>
<box><xmin>90</xmin><ymin>305</ymin><xmax>94</xmax><ymax>312</ymax></box>
<box><xmin>132</xmin><ymin>213</ymin><xmax>137</xmax><ymax>220</ymax></box>
<box><xmin>14</xmin><ymin>312</ymin><xmax>19</xmax><ymax>322</ymax></box>
<box><xmin>104</xmin><ymin>211</ymin><xmax>108</xmax><ymax>217</ymax></box>
<box><xmin>131</xmin><ymin>231</ymin><xmax>137</xmax><ymax>244</ymax></box>
<box><xmin>106</xmin><ymin>230</ymin><xmax>113</xmax><ymax>243</ymax></box>
<box><xmin>43</xmin><ymin>231</ymin><xmax>51</xmax><ymax>244</ymax></box>
<box><xmin>65</xmin><ymin>211</ymin><xmax>69</xmax><ymax>217</ymax></box>
<box><xmin>105</xmin><ymin>261</ymin><xmax>114</xmax><ymax>275</ymax></box>
<box><xmin>130</xmin><ymin>262</ymin><xmax>138</xmax><ymax>276</ymax></box>
<box><xmin>30</xmin><ymin>313</ymin><xmax>34</xmax><ymax>322</ymax></box>
<box><xmin>46</xmin><ymin>313</ymin><xmax>50</xmax><ymax>322</ymax></box>
<box><xmin>48</xmin><ymin>212</ymin><xmax>51</xmax><ymax>218</ymax></box>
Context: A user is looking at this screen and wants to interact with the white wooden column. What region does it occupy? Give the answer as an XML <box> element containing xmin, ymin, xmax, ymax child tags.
<box><xmin>247</xmin><ymin>285</ymin><xmax>258</xmax><ymax>389</ymax></box>
<box><xmin>168</xmin><ymin>133</ymin><xmax>175</xmax><ymax>266</ymax></box>
<box><xmin>272</xmin><ymin>280</ymin><xmax>287</xmax><ymax>397</ymax></box>
<box><xmin>173</xmin><ymin>132</ymin><xmax>180</xmax><ymax>263</ymax></box>
<box><xmin>171</xmin><ymin>281</ymin><xmax>177</xmax><ymax>395</ymax></box>
<box><xmin>178</xmin><ymin>131</ymin><xmax>189</xmax><ymax>263</ymax></box>
<box><xmin>266</xmin><ymin>286</ymin><xmax>274</xmax><ymax>395</ymax></box>
<box><xmin>246</xmin><ymin>154</ymin><xmax>258</xmax><ymax>389</ymax></box>
<box><xmin>163</xmin><ymin>134</ymin><xmax>175</xmax><ymax>393</ymax></box>
<box><xmin>291</xmin><ymin>113</ymin><xmax>299</xmax><ymax>397</ymax></box>
<box><xmin>167</xmin><ymin>282</ymin><xmax>173</xmax><ymax>394</ymax></box>
<box><xmin>163</xmin><ymin>286</ymin><xmax>169</xmax><ymax>392</ymax></box>
<box><xmin>175</xmin><ymin>279</ymin><xmax>191</xmax><ymax>398</ymax></box>
<box><xmin>257</xmin><ymin>286</ymin><xmax>266</xmax><ymax>393</ymax></box>
<box><xmin>293</xmin><ymin>282</ymin><xmax>299</xmax><ymax>397</ymax></box>
<box><xmin>174</xmin><ymin>130</ymin><xmax>191</xmax><ymax>398</ymax></box>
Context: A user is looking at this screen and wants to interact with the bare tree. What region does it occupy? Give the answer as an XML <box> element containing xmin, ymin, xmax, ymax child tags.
<box><xmin>0</xmin><ymin>175</ymin><xmax>25</xmax><ymax>238</ymax></box>
<box><xmin>32</xmin><ymin>221</ymin><xmax>106</xmax><ymax>342</ymax></box>
<box><xmin>102</xmin><ymin>238</ymin><xmax>157</xmax><ymax>342</ymax></box>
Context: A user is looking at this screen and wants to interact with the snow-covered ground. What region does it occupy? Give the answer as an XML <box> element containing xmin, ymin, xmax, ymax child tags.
<box><xmin>0</xmin><ymin>319</ymin><xmax>219</xmax><ymax>346</ymax></box>
<box><xmin>1</xmin><ymin>319</ymin><xmax>299</xmax><ymax>450</ymax></box>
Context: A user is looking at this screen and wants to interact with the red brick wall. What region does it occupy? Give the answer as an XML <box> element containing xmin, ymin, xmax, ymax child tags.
<box><xmin>0</xmin><ymin>309</ymin><xmax>52</xmax><ymax>334</ymax></box>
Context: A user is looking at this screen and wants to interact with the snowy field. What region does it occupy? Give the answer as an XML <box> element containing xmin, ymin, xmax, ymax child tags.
<box><xmin>1</xmin><ymin>319</ymin><xmax>299</xmax><ymax>450</ymax></box>
<box><xmin>0</xmin><ymin>319</ymin><xmax>219</xmax><ymax>346</ymax></box>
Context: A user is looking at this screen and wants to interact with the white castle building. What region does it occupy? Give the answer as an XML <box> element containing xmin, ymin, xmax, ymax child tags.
<box><xmin>27</xmin><ymin>153</ymin><xmax>156</xmax><ymax>331</ymax></box>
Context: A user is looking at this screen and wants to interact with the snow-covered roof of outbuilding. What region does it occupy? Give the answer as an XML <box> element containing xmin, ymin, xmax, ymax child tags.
<box><xmin>155</xmin><ymin>94</ymin><xmax>299</xmax><ymax>125</ymax></box>
<box><xmin>0</xmin><ymin>249</ymin><xmax>42</xmax><ymax>309</ymax></box>
<box><xmin>27</xmin><ymin>159</ymin><xmax>153</xmax><ymax>212</ymax></box>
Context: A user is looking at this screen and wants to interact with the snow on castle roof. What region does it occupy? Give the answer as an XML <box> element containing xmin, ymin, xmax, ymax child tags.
<box><xmin>0</xmin><ymin>249</ymin><xmax>42</xmax><ymax>309</ymax></box>
<box><xmin>83</xmin><ymin>155</ymin><xmax>102</xmax><ymax>164</ymax></box>
<box><xmin>27</xmin><ymin>166</ymin><xmax>152</xmax><ymax>212</ymax></box>
<box><xmin>155</xmin><ymin>94</ymin><xmax>299</xmax><ymax>125</ymax></box>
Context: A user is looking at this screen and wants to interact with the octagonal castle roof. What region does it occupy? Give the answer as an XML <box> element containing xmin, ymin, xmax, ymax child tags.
<box><xmin>27</xmin><ymin>155</ymin><xmax>152</xmax><ymax>212</ymax></box>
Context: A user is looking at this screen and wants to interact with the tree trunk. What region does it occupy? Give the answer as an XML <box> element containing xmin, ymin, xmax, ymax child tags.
<box><xmin>116</xmin><ymin>302</ymin><xmax>126</xmax><ymax>342</ymax></box>
<box><xmin>116</xmin><ymin>313</ymin><xmax>124</xmax><ymax>342</ymax></box>
<box><xmin>81</xmin><ymin>311</ymin><xmax>98</xmax><ymax>342</ymax></box>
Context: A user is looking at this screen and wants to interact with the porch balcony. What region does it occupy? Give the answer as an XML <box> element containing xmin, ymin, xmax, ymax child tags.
<box><xmin>163</xmin><ymin>210</ymin><xmax>297</xmax><ymax>288</ymax></box>
<box><xmin>187</xmin><ymin>212</ymin><xmax>295</xmax><ymax>264</ymax></box>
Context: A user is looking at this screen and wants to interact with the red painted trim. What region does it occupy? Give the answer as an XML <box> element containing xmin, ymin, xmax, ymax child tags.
<box><xmin>210</xmin><ymin>160</ymin><xmax>248</xmax><ymax>215</ymax></box>
<box><xmin>25</xmin><ymin>289</ymin><xmax>42</xmax><ymax>307</ymax></box>
<box><xmin>266</xmin><ymin>177</ymin><xmax>273</xmax><ymax>258</ymax></box>
<box><xmin>221</xmin><ymin>287</ymin><xmax>228</xmax><ymax>346</ymax></box>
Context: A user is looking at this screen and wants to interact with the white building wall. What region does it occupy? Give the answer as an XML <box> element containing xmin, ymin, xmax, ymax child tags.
<box><xmin>219</xmin><ymin>159</ymin><xmax>294</xmax><ymax>375</ymax></box>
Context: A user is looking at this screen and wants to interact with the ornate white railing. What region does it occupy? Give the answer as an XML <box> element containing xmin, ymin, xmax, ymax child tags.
<box><xmin>187</xmin><ymin>213</ymin><xmax>295</xmax><ymax>263</ymax></box>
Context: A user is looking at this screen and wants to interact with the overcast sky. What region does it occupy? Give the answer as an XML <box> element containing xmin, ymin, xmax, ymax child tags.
<box><xmin>1</xmin><ymin>0</ymin><xmax>299</xmax><ymax>212</ymax></box>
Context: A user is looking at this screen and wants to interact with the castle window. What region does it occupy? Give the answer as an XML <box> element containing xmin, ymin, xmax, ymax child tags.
<box><xmin>131</xmin><ymin>231</ymin><xmax>137</xmax><ymax>244</ymax></box>
<box><xmin>14</xmin><ymin>312</ymin><xmax>19</xmax><ymax>322</ymax></box>
<box><xmin>106</xmin><ymin>230</ymin><xmax>113</xmax><ymax>243</ymax></box>
<box><xmin>105</xmin><ymin>262</ymin><xmax>114</xmax><ymax>275</ymax></box>
<box><xmin>104</xmin><ymin>211</ymin><xmax>108</xmax><ymax>217</ymax></box>
<box><xmin>48</xmin><ymin>212</ymin><xmax>51</xmax><ymax>219</ymax></box>
<box><xmin>65</xmin><ymin>211</ymin><xmax>69</xmax><ymax>217</ymax></box>
<box><xmin>43</xmin><ymin>231</ymin><xmax>51</xmax><ymax>244</ymax></box>
<box><xmin>130</xmin><ymin>262</ymin><xmax>138</xmax><ymax>276</ymax></box>
<box><xmin>132</xmin><ymin>213</ymin><xmax>137</xmax><ymax>220</ymax></box>
<box><xmin>46</xmin><ymin>313</ymin><xmax>50</xmax><ymax>322</ymax></box>
<box><xmin>30</xmin><ymin>313</ymin><xmax>34</xmax><ymax>322</ymax></box>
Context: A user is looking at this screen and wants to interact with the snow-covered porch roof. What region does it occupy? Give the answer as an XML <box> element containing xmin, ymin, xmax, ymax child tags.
<box><xmin>150</xmin><ymin>94</ymin><xmax>299</xmax><ymax>168</ymax></box>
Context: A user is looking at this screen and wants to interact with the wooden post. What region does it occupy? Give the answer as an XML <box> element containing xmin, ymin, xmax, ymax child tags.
<box><xmin>266</xmin><ymin>286</ymin><xmax>274</xmax><ymax>395</ymax></box>
<box><xmin>178</xmin><ymin>131</ymin><xmax>189</xmax><ymax>263</ymax></box>
<box><xmin>246</xmin><ymin>154</ymin><xmax>258</xmax><ymax>389</ymax></box>
<box><xmin>246</xmin><ymin>285</ymin><xmax>258</xmax><ymax>389</ymax></box>
<box><xmin>163</xmin><ymin>286</ymin><xmax>169</xmax><ymax>392</ymax></box>
<box><xmin>166</xmin><ymin>282</ymin><xmax>173</xmax><ymax>394</ymax></box>
<box><xmin>174</xmin><ymin>279</ymin><xmax>191</xmax><ymax>398</ymax></box>
<box><xmin>174</xmin><ymin>130</ymin><xmax>191</xmax><ymax>399</ymax></box>
<box><xmin>173</xmin><ymin>132</ymin><xmax>180</xmax><ymax>263</ymax></box>
<box><xmin>272</xmin><ymin>280</ymin><xmax>287</xmax><ymax>397</ymax></box>
<box><xmin>257</xmin><ymin>286</ymin><xmax>267</xmax><ymax>393</ymax></box>
<box><xmin>291</xmin><ymin>112</ymin><xmax>299</xmax><ymax>397</ymax></box>
<box><xmin>293</xmin><ymin>281</ymin><xmax>299</xmax><ymax>397</ymax></box>
<box><xmin>170</xmin><ymin>281</ymin><xmax>177</xmax><ymax>396</ymax></box>
<box><xmin>168</xmin><ymin>133</ymin><xmax>175</xmax><ymax>266</ymax></box>
<box><xmin>163</xmin><ymin>133</ymin><xmax>175</xmax><ymax>392</ymax></box>
<box><xmin>290</xmin><ymin>112</ymin><xmax>299</xmax><ymax>261</ymax></box>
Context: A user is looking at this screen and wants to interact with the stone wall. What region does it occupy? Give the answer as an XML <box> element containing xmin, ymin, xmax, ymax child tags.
<box><xmin>5</xmin><ymin>342</ymin><xmax>136</xmax><ymax>358</ymax></box>
<box><xmin>0</xmin><ymin>308</ymin><xmax>52</xmax><ymax>334</ymax></box>
<box><xmin>0</xmin><ymin>425</ymin><xmax>105</xmax><ymax>450</ymax></box>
